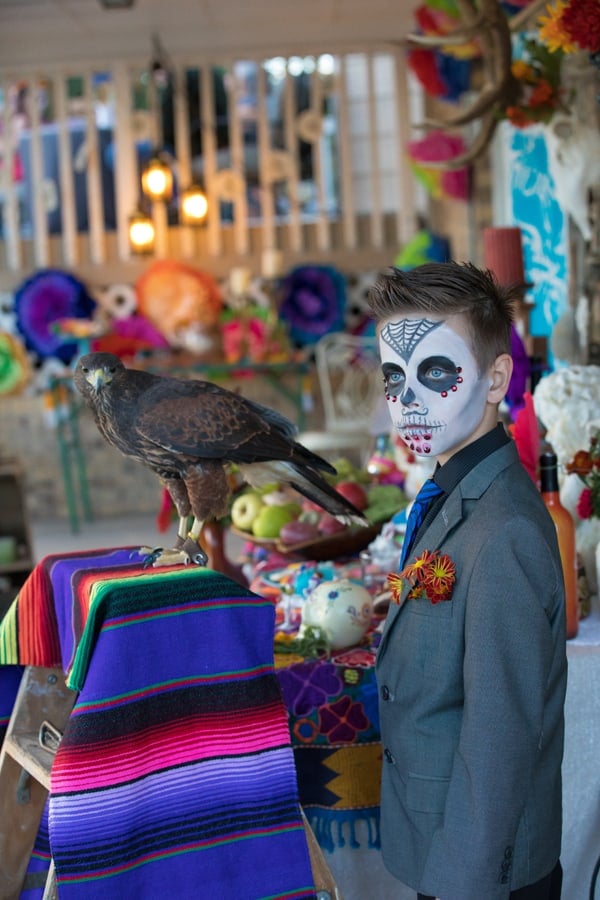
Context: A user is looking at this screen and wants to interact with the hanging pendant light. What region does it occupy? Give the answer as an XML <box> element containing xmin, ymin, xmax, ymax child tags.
<box><xmin>141</xmin><ymin>155</ymin><xmax>173</xmax><ymax>202</ymax></box>
<box><xmin>128</xmin><ymin>210</ymin><xmax>156</xmax><ymax>254</ymax></box>
<box><xmin>180</xmin><ymin>184</ymin><xmax>208</xmax><ymax>226</ymax></box>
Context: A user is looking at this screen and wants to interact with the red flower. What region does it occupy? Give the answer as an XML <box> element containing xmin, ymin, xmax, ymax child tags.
<box><xmin>387</xmin><ymin>550</ymin><xmax>456</xmax><ymax>605</ymax></box>
<box><xmin>528</xmin><ymin>79</ymin><xmax>557</xmax><ymax>108</ymax></box>
<box><xmin>562</xmin><ymin>0</ymin><xmax>600</xmax><ymax>53</ymax></box>
<box><xmin>506</xmin><ymin>105</ymin><xmax>536</xmax><ymax>127</ymax></box>
<box><xmin>566</xmin><ymin>429</ymin><xmax>600</xmax><ymax>521</ymax></box>
<box><xmin>577</xmin><ymin>486</ymin><xmax>593</xmax><ymax>520</ymax></box>
<box><xmin>422</xmin><ymin>553</ymin><xmax>456</xmax><ymax>602</ymax></box>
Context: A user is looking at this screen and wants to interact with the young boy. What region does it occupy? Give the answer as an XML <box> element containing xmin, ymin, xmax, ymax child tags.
<box><xmin>368</xmin><ymin>262</ymin><xmax>566</xmax><ymax>900</ymax></box>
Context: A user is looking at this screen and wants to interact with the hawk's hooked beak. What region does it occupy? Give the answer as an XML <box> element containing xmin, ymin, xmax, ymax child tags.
<box><xmin>86</xmin><ymin>367</ymin><xmax>112</xmax><ymax>391</ymax></box>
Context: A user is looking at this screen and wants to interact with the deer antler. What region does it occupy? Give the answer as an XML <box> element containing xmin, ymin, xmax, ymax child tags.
<box><xmin>407</xmin><ymin>0</ymin><xmax>548</xmax><ymax>169</ymax></box>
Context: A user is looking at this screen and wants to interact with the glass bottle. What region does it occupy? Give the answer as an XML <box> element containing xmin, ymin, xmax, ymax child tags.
<box><xmin>539</xmin><ymin>452</ymin><xmax>579</xmax><ymax>640</ymax></box>
<box><xmin>366</xmin><ymin>434</ymin><xmax>395</xmax><ymax>482</ymax></box>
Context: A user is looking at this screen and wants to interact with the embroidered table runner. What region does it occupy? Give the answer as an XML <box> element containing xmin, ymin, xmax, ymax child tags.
<box><xmin>275</xmin><ymin>638</ymin><xmax>383</xmax><ymax>853</ymax></box>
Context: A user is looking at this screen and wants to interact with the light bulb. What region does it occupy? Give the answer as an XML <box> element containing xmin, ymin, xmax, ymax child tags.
<box><xmin>128</xmin><ymin>212</ymin><xmax>155</xmax><ymax>253</ymax></box>
<box><xmin>181</xmin><ymin>186</ymin><xmax>208</xmax><ymax>224</ymax></box>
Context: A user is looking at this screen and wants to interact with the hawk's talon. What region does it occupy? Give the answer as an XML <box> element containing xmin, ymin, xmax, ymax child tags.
<box><xmin>140</xmin><ymin>546</ymin><xmax>164</xmax><ymax>568</ymax></box>
<box><xmin>180</xmin><ymin>536</ymin><xmax>208</xmax><ymax>566</ymax></box>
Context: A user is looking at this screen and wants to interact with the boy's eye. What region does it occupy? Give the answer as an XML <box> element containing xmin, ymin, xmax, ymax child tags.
<box><xmin>427</xmin><ymin>366</ymin><xmax>444</xmax><ymax>380</ymax></box>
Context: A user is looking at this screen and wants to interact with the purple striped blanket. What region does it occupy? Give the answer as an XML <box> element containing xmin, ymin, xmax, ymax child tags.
<box><xmin>0</xmin><ymin>549</ymin><xmax>316</xmax><ymax>899</ymax></box>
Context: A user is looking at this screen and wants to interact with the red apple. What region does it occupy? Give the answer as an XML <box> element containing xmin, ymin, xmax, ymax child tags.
<box><xmin>279</xmin><ymin>519</ymin><xmax>321</xmax><ymax>545</ymax></box>
<box><xmin>317</xmin><ymin>512</ymin><xmax>346</xmax><ymax>536</ymax></box>
<box><xmin>335</xmin><ymin>480</ymin><xmax>369</xmax><ymax>511</ymax></box>
<box><xmin>301</xmin><ymin>498</ymin><xmax>324</xmax><ymax>513</ymax></box>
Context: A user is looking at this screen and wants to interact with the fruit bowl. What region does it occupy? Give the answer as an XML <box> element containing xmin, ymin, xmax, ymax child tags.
<box><xmin>229</xmin><ymin>521</ymin><xmax>383</xmax><ymax>562</ymax></box>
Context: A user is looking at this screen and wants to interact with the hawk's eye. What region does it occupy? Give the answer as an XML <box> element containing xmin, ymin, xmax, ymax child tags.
<box><xmin>109</xmin><ymin>367</ymin><xmax>117</xmax><ymax>374</ymax></box>
<box><xmin>81</xmin><ymin>366</ymin><xmax>89</xmax><ymax>373</ymax></box>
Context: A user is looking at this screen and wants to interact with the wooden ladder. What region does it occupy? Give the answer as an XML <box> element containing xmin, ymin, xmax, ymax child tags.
<box><xmin>0</xmin><ymin>666</ymin><xmax>76</xmax><ymax>900</ymax></box>
<box><xmin>0</xmin><ymin>666</ymin><xmax>341</xmax><ymax>900</ymax></box>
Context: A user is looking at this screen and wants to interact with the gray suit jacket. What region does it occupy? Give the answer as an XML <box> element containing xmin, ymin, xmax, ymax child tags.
<box><xmin>376</xmin><ymin>441</ymin><xmax>567</xmax><ymax>899</ymax></box>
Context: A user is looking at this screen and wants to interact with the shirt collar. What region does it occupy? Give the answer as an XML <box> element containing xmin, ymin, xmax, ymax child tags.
<box><xmin>433</xmin><ymin>423</ymin><xmax>511</xmax><ymax>495</ymax></box>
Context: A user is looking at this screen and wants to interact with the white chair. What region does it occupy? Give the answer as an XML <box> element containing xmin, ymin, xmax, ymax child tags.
<box><xmin>299</xmin><ymin>331</ymin><xmax>383</xmax><ymax>465</ymax></box>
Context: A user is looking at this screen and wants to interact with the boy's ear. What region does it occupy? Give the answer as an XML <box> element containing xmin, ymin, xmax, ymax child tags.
<box><xmin>487</xmin><ymin>353</ymin><xmax>513</xmax><ymax>403</ymax></box>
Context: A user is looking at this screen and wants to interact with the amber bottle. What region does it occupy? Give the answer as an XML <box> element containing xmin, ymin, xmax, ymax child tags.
<box><xmin>539</xmin><ymin>452</ymin><xmax>579</xmax><ymax>639</ymax></box>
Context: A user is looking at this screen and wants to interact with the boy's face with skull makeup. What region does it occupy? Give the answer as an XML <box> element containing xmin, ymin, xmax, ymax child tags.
<box><xmin>378</xmin><ymin>314</ymin><xmax>492</xmax><ymax>463</ymax></box>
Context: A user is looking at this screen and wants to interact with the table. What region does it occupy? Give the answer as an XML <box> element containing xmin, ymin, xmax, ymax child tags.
<box><xmin>561</xmin><ymin>612</ymin><xmax>600</xmax><ymax>900</ymax></box>
<box><xmin>46</xmin><ymin>353</ymin><xmax>312</xmax><ymax>533</ymax></box>
<box><xmin>1</xmin><ymin>551</ymin><xmax>598</xmax><ymax>900</ymax></box>
<box><xmin>260</xmin><ymin>569</ymin><xmax>600</xmax><ymax>900</ymax></box>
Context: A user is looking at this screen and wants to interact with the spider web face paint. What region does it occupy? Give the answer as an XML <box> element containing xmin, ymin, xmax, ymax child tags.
<box><xmin>378</xmin><ymin>316</ymin><xmax>489</xmax><ymax>460</ymax></box>
<box><xmin>380</xmin><ymin>318</ymin><xmax>442</xmax><ymax>361</ymax></box>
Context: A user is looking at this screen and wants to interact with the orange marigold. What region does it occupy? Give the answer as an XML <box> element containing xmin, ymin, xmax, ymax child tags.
<box><xmin>538</xmin><ymin>1</ymin><xmax>578</xmax><ymax>53</ymax></box>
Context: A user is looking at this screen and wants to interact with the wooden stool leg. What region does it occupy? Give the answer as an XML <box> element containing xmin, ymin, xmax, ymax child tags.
<box><xmin>42</xmin><ymin>859</ymin><xmax>57</xmax><ymax>900</ymax></box>
<box><xmin>0</xmin><ymin>667</ymin><xmax>75</xmax><ymax>899</ymax></box>
<box><xmin>301</xmin><ymin>808</ymin><xmax>344</xmax><ymax>900</ymax></box>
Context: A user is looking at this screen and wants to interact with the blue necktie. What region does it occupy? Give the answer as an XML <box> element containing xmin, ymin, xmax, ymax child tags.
<box><xmin>399</xmin><ymin>478</ymin><xmax>443</xmax><ymax>568</ymax></box>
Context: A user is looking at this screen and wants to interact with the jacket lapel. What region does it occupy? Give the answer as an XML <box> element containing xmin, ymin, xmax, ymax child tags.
<box><xmin>379</xmin><ymin>490</ymin><xmax>464</xmax><ymax>645</ymax></box>
<box><xmin>377</xmin><ymin>441</ymin><xmax>519</xmax><ymax>655</ymax></box>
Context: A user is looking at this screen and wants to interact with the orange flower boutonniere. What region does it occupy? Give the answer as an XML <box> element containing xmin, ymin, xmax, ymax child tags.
<box><xmin>387</xmin><ymin>550</ymin><xmax>456</xmax><ymax>605</ymax></box>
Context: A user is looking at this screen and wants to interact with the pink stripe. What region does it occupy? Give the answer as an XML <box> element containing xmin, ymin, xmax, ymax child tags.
<box><xmin>52</xmin><ymin>715</ymin><xmax>290</xmax><ymax>792</ymax></box>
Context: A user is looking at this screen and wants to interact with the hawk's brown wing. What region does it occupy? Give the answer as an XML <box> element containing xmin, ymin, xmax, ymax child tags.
<box><xmin>132</xmin><ymin>378</ymin><xmax>300</xmax><ymax>463</ymax></box>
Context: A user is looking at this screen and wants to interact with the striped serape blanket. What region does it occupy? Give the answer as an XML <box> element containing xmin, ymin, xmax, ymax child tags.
<box><xmin>0</xmin><ymin>549</ymin><xmax>316</xmax><ymax>899</ymax></box>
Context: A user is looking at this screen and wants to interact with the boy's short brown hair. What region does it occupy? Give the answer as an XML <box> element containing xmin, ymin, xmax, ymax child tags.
<box><xmin>368</xmin><ymin>261</ymin><xmax>517</xmax><ymax>372</ymax></box>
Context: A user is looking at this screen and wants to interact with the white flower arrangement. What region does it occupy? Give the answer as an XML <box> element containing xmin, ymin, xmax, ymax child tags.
<box><xmin>533</xmin><ymin>365</ymin><xmax>600</xmax><ymax>470</ymax></box>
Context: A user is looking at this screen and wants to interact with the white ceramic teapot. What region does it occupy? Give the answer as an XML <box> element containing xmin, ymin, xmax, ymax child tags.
<box><xmin>300</xmin><ymin>578</ymin><xmax>373</xmax><ymax>650</ymax></box>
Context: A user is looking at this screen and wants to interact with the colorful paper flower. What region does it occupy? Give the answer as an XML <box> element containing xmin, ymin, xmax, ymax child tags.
<box><xmin>14</xmin><ymin>269</ymin><xmax>96</xmax><ymax>363</ymax></box>
<box><xmin>407</xmin><ymin>131</ymin><xmax>470</xmax><ymax>200</ymax></box>
<box><xmin>279</xmin><ymin>265</ymin><xmax>346</xmax><ymax>347</ymax></box>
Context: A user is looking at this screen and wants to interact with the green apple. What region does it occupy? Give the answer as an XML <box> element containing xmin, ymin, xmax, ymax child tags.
<box><xmin>252</xmin><ymin>504</ymin><xmax>298</xmax><ymax>539</ymax></box>
<box><xmin>230</xmin><ymin>491</ymin><xmax>265</xmax><ymax>531</ymax></box>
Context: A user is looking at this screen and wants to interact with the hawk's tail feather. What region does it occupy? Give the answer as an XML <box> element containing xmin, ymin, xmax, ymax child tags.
<box><xmin>288</xmin><ymin>472</ymin><xmax>367</xmax><ymax>525</ymax></box>
<box><xmin>290</xmin><ymin>441</ymin><xmax>338</xmax><ymax>475</ymax></box>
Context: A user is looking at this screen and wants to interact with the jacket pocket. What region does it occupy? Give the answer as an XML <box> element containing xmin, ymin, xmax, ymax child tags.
<box><xmin>406</xmin><ymin>772</ymin><xmax>450</xmax><ymax>814</ymax></box>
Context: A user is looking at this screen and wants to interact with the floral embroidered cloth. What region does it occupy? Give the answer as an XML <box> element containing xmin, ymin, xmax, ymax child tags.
<box><xmin>273</xmin><ymin>622</ymin><xmax>383</xmax><ymax>853</ymax></box>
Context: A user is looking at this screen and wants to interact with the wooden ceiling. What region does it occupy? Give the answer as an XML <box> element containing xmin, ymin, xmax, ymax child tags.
<box><xmin>0</xmin><ymin>0</ymin><xmax>418</xmax><ymax>69</ymax></box>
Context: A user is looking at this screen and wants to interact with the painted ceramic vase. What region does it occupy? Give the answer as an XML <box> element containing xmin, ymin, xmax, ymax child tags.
<box><xmin>301</xmin><ymin>578</ymin><xmax>373</xmax><ymax>650</ymax></box>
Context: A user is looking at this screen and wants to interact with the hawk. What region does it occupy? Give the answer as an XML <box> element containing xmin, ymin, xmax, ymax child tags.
<box><xmin>73</xmin><ymin>352</ymin><xmax>366</xmax><ymax>566</ymax></box>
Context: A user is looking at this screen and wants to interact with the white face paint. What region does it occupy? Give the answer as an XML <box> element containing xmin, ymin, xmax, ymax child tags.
<box><xmin>378</xmin><ymin>315</ymin><xmax>490</xmax><ymax>461</ymax></box>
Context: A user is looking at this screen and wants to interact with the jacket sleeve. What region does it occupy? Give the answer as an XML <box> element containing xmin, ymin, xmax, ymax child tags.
<box><xmin>419</xmin><ymin>525</ymin><xmax>565</xmax><ymax>899</ymax></box>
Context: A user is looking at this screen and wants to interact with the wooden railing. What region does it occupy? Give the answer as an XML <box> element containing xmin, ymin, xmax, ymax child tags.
<box><xmin>0</xmin><ymin>49</ymin><xmax>423</xmax><ymax>288</ymax></box>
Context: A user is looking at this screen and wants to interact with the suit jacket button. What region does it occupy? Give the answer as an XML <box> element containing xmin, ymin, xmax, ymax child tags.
<box><xmin>384</xmin><ymin>748</ymin><xmax>395</xmax><ymax>764</ymax></box>
<box><xmin>380</xmin><ymin>685</ymin><xmax>390</xmax><ymax>701</ymax></box>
